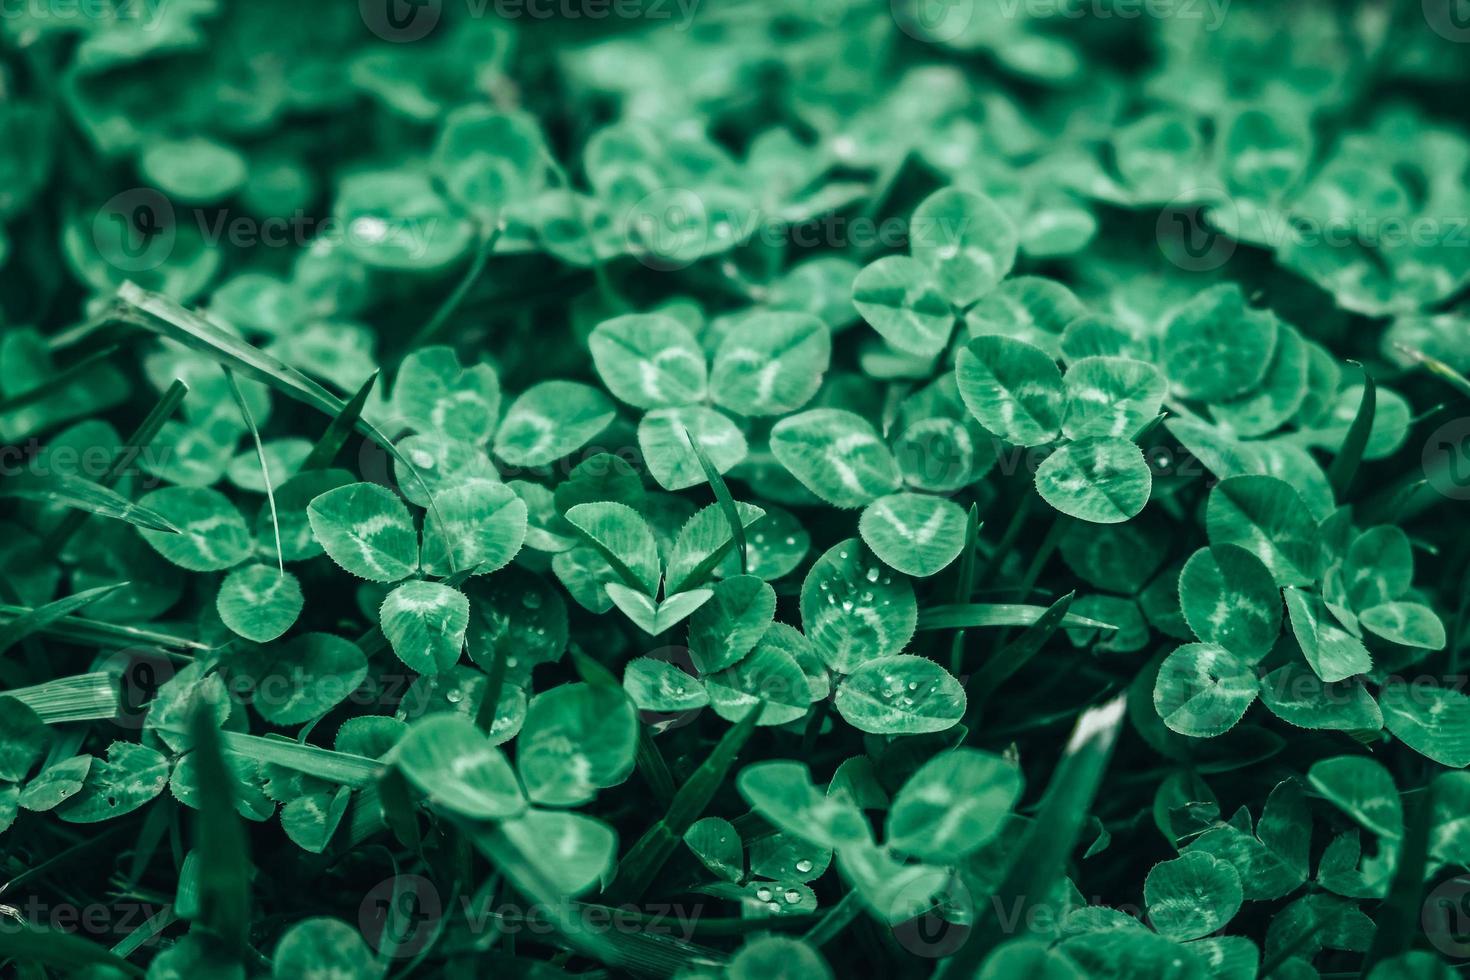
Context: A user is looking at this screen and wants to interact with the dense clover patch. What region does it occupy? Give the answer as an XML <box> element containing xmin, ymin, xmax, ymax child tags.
<box><xmin>0</xmin><ymin>4</ymin><xmax>1466</xmax><ymax>979</ymax></box>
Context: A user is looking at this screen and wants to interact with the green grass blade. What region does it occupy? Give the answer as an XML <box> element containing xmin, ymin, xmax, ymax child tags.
<box><xmin>403</xmin><ymin>222</ymin><xmax>501</xmax><ymax>354</ymax></box>
<box><xmin>947</xmin><ymin>506</ymin><xmax>982</xmax><ymax>675</ymax></box>
<box><xmin>663</xmin><ymin>506</ymin><xmax>766</xmax><ymax>596</ymax></box>
<box><xmin>917</xmin><ymin>602</ymin><xmax>1112</xmax><ymax>632</ymax></box>
<box><xmin>0</xmin><ymin>344</ymin><xmax>121</xmax><ymax>414</ymax></box>
<box><xmin>1362</xmin><ymin>785</ymin><xmax>1434</xmax><ymax>971</ymax></box>
<box><xmin>855</xmin><ymin>147</ymin><xmax>912</xmax><ymax>251</ymax></box>
<box><xmin>0</xmin><ymin>472</ymin><xmax>179</xmax><ymax>533</ymax></box>
<box><xmin>42</xmin><ymin>379</ymin><xmax>188</xmax><ymax>553</ymax></box>
<box><xmin>374</xmin><ymin>768</ymin><xmax>422</xmax><ymax>850</ymax></box>
<box><xmin>607</xmin><ymin>701</ymin><xmax>763</xmax><ymax>903</ymax></box>
<box><xmin>0</xmin><ymin>924</ymin><xmax>144</xmax><ymax>977</ymax></box>
<box><xmin>635</xmin><ymin>725</ymin><xmax>676</xmax><ymax>810</ymax></box>
<box><xmin>216</xmin><ymin>732</ymin><xmax>384</xmax><ymax>788</ymax></box>
<box><xmin>966</xmin><ymin>591</ymin><xmax>1076</xmax><ymax>712</ymax></box>
<box><xmin>110</xmin><ymin>905</ymin><xmax>177</xmax><ymax>960</ymax></box>
<box><xmin>1015</xmin><ymin>513</ymin><xmax>1066</xmax><ymax>600</ymax></box>
<box><xmin>0</xmin><ymin>603</ymin><xmax>208</xmax><ymax>651</ymax></box>
<box><xmin>1258</xmin><ymin>902</ymin><xmax>1349</xmax><ymax>977</ymax></box>
<box><xmin>188</xmin><ymin>705</ymin><xmax>251</xmax><ymax>956</ymax></box>
<box><xmin>567</xmin><ymin>903</ymin><xmax>729</xmax><ymax>972</ymax></box>
<box><xmin>465</xmin><ymin>823</ymin><xmax>626</xmax><ymax>969</ymax></box>
<box><xmin>302</xmin><ymin>369</ymin><xmax>378</xmax><ymax>471</ymax></box>
<box><xmin>116</xmin><ymin>282</ymin><xmax>457</xmax><ymax>573</ymax></box>
<box><xmin>1132</xmin><ymin>411</ymin><xmax>1168</xmax><ymax>442</ymax></box>
<box><xmin>223</xmin><ymin>366</ymin><xmax>283</xmax><ymax>570</ymax></box>
<box><xmin>570</xmin><ymin>646</ymin><xmax>621</xmax><ymax>689</ymax></box>
<box><xmin>935</xmin><ymin>695</ymin><xmax>1126</xmax><ymax>979</ymax></box>
<box><xmin>473</xmin><ymin>629</ymin><xmax>512</xmax><ymax>736</ymax></box>
<box><xmin>1328</xmin><ymin>362</ymin><xmax>1375</xmax><ymax>501</ymax></box>
<box><xmin>803</xmin><ymin>888</ymin><xmax>865</xmax><ymax>948</ymax></box>
<box><xmin>683</xmin><ymin>425</ymin><xmax>748</xmax><ymax>579</ymax></box>
<box><xmin>0</xmin><ymin>582</ymin><xmax>128</xmax><ymax>657</ymax></box>
<box><xmin>977</xmin><ymin>488</ymin><xmax>1034</xmax><ymax>586</ymax></box>
<box><xmin>7</xmin><ymin>672</ymin><xmax>120</xmax><ymax>723</ymax></box>
<box><xmin>118</xmin><ymin>282</ymin><xmax>359</xmax><ymax>428</ymax></box>
<box><xmin>1395</xmin><ymin>342</ymin><xmax>1470</xmax><ymax>400</ymax></box>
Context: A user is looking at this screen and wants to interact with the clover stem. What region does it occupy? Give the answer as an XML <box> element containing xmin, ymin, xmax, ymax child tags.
<box><xmin>474</xmin><ymin>634</ymin><xmax>511</xmax><ymax>737</ymax></box>
<box><xmin>947</xmin><ymin>503</ymin><xmax>982</xmax><ymax>677</ymax></box>
<box><xmin>803</xmin><ymin>887</ymin><xmax>863</xmax><ymax>948</ymax></box>
<box><xmin>799</xmin><ymin>698</ymin><xmax>829</xmax><ymax>756</ymax></box>
<box><xmin>403</xmin><ymin>221</ymin><xmax>500</xmax><ymax>355</ymax></box>
<box><xmin>977</xmin><ymin>485</ymin><xmax>1034</xmax><ymax>586</ymax></box>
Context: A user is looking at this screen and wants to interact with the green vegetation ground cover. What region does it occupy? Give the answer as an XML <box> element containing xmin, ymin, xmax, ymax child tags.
<box><xmin>1</xmin><ymin>2</ymin><xmax>1470</xmax><ymax>978</ymax></box>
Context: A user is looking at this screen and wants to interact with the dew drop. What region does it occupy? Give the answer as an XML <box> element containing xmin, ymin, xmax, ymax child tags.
<box><xmin>445</xmin><ymin>689</ymin><xmax>464</xmax><ymax>703</ymax></box>
<box><xmin>755</xmin><ymin>886</ymin><xmax>773</xmax><ymax>902</ymax></box>
<box><xmin>351</xmin><ymin>215</ymin><xmax>389</xmax><ymax>243</ymax></box>
<box><xmin>795</xmin><ymin>859</ymin><xmax>814</xmax><ymax>873</ymax></box>
<box><xmin>783</xmin><ymin>889</ymin><xmax>801</xmax><ymax>904</ymax></box>
<box><xmin>865</xmin><ymin>567</ymin><xmax>880</xmax><ymax>583</ymax></box>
